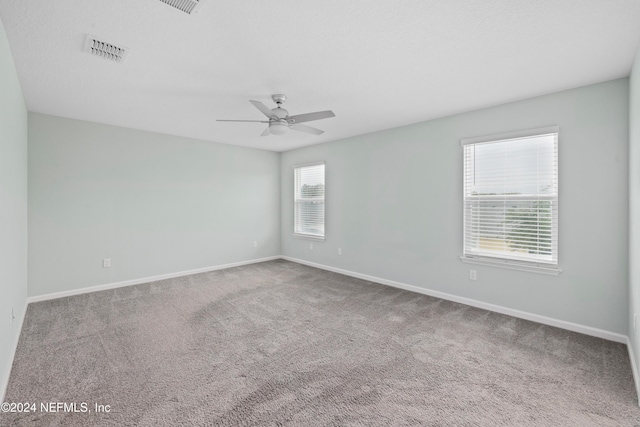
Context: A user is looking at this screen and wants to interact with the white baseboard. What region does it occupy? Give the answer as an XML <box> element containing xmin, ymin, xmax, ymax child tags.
<box><xmin>1</xmin><ymin>302</ymin><xmax>27</xmax><ymax>404</ymax></box>
<box><xmin>627</xmin><ymin>337</ymin><xmax>640</xmax><ymax>407</ymax></box>
<box><xmin>26</xmin><ymin>256</ymin><xmax>280</xmax><ymax>304</ymax></box>
<box><xmin>282</xmin><ymin>256</ymin><xmax>627</xmax><ymax>344</ymax></box>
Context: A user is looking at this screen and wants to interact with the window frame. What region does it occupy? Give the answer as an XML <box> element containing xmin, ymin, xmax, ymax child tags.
<box><xmin>293</xmin><ymin>161</ymin><xmax>326</xmax><ymax>241</ymax></box>
<box><xmin>460</xmin><ymin>126</ymin><xmax>561</xmax><ymax>275</ymax></box>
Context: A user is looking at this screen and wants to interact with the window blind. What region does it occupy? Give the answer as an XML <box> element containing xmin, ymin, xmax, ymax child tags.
<box><xmin>294</xmin><ymin>163</ymin><xmax>325</xmax><ymax>238</ymax></box>
<box><xmin>462</xmin><ymin>128</ymin><xmax>558</xmax><ymax>267</ymax></box>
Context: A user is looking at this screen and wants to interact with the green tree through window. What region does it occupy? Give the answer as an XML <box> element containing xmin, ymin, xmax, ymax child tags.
<box><xmin>301</xmin><ymin>184</ymin><xmax>324</xmax><ymax>198</ymax></box>
<box><xmin>504</xmin><ymin>201</ymin><xmax>552</xmax><ymax>255</ymax></box>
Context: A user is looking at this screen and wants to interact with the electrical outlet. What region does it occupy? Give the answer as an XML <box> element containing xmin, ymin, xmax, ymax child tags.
<box><xmin>469</xmin><ymin>270</ymin><xmax>477</xmax><ymax>281</ymax></box>
<box><xmin>103</xmin><ymin>258</ymin><xmax>111</xmax><ymax>268</ymax></box>
<box><xmin>253</xmin><ymin>241</ymin><xmax>258</xmax><ymax>248</ymax></box>
<box><xmin>634</xmin><ymin>313</ymin><xmax>637</xmax><ymax>332</ymax></box>
<box><xmin>338</xmin><ymin>248</ymin><xmax>342</xmax><ymax>255</ymax></box>
<box><xmin>310</xmin><ymin>243</ymin><xmax>314</xmax><ymax>251</ymax></box>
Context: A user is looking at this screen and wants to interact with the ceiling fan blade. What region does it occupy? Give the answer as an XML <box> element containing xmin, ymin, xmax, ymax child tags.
<box><xmin>260</xmin><ymin>127</ymin><xmax>271</xmax><ymax>136</ymax></box>
<box><xmin>291</xmin><ymin>123</ymin><xmax>324</xmax><ymax>135</ymax></box>
<box><xmin>287</xmin><ymin>110</ymin><xmax>335</xmax><ymax>124</ymax></box>
<box><xmin>217</xmin><ymin>119</ymin><xmax>269</xmax><ymax>123</ymax></box>
<box><xmin>250</xmin><ymin>100</ymin><xmax>277</xmax><ymax>119</ymax></box>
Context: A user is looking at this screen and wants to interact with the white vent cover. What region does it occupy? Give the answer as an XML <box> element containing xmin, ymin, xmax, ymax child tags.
<box><xmin>158</xmin><ymin>0</ymin><xmax>201</xmax><ymax>14</ymax></box>
<box><xmin>85</xmin><ymin>35</ymin><xmax>128</xmax><ymax>63</ymax></box>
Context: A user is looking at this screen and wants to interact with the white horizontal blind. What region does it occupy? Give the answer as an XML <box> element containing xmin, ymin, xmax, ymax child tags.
<box><xmin>294</xmin><ymin>163</ymin><xmax>325</xmax><ymax>238</ymax></box>
<box><xmin>463</xmin><ymin>130</ymin><xmax>558</xmax><ymax>266</ymax></box>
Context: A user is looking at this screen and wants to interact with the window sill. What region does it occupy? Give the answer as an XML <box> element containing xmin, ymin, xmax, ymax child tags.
<box><xmin>460</xmin><ymin>256</ymin><xmax>561</xmax><ymax>276</ymax></box>
<box><xmin>293</xmin><ymin>233</ymin><xmax>326</xmax><ymax>241</ymax></box>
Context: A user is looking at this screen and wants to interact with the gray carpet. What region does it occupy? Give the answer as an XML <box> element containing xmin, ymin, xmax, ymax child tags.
<box><xmin>2</xmin><ymin>260</ymin><xmax>639</xmax><ymax>426</ymax></box>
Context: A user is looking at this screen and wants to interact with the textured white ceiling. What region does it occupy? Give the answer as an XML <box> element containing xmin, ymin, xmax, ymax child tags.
<box><xmin>1</xmin><ymin>0</ymin><xmax>640</xmax><ymax>152</ymax></box>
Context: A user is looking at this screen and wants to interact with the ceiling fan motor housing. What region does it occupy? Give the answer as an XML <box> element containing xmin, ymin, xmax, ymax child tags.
<box><xmin>271</xmin><ymin>108</ymin><xmax>288</xmax><ymax>119</ymax></box>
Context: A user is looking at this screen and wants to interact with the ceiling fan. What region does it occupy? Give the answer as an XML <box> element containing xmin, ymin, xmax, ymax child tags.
<box><xmin>217</xmin><ymin>94</ymin><xmax>335</xmax><ymax>136</ymax></box>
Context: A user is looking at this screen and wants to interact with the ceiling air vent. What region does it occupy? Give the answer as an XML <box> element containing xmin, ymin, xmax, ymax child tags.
<box><xmin>158</xmin><ymin>0</ymin><xmax>202</xmax><ymax>14</ymax></box>
<box><xmin>85</xmin><ymin>35</ymin><xmax>128</xmax><ymax>63</ymax></box>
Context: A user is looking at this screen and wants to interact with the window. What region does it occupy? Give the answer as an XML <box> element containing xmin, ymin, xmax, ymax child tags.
<box><xmin>294</xmin><ymin>162</ymin><xmax>325</xmax><ymax>239</ymax></box>
<box><xmin>461</xmin><ymin>126</ymin><xmax>559</xmax><ymax>274</ymax></box>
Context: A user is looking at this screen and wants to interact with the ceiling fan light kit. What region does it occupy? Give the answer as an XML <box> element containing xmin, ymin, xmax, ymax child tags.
<box><xmin>217</xmin><ymin>94</ymin><xmax>335</xmax><ymax>137</ymax></box>
<box><xmin>269</xmin><ymin>121</ymin><xmax>289</xmax><ymax>135</ymax></box>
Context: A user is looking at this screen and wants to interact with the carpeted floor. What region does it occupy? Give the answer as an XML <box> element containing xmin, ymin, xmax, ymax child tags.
<box><xmin>2</xmin><ymin>259</ymin><xmax>639</xmax><ymax>426</ymax></box>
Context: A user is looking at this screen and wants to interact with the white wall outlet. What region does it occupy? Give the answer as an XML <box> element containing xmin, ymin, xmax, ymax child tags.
<box><xmin>469</xmin><ymin>270</ymin><xmax>477</xmax><ymax>281</ymax></box>
<box><xmin>634</xmin><ymin>313</ymin><xmax>637</xmax><ymax>332</ymax></box>
<box><xmin>310</xmin><ymin>243</ymin><xmax>314</xmax><ymax>250</ymax></box>
<box><xmin>103</xmin><ymin>258</ymin><xmax>111</xmax><ymax>268</ymax></box>
<box><xmin>253</xmin><ymin>241</ymin><xmax>258</xmax><ymax>248</ymax></box>
<box><xmin>338</xmin><ymin>248</ymin><xmax>342</xmax><ymax>255</ymax></box>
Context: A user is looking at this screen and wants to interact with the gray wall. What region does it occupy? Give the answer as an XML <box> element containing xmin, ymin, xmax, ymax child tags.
<box><xmin>281</xmin><ymin>78</ymin><xmax>629</xmax><ymax>335</ymax></box>
<box><xmin>629</xmin><ymin>46</ymin><xmax>640</xmax><ymax>378</ymax></box>
<box><xmin>28</xmin><ymin>113</ymin><xmax>280</xmax><ymax>297</ymax></box>
<box><xmin>0</xmin><ymin>18</ymin><xmax>28</xmax><ymax>398</ymax></box>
